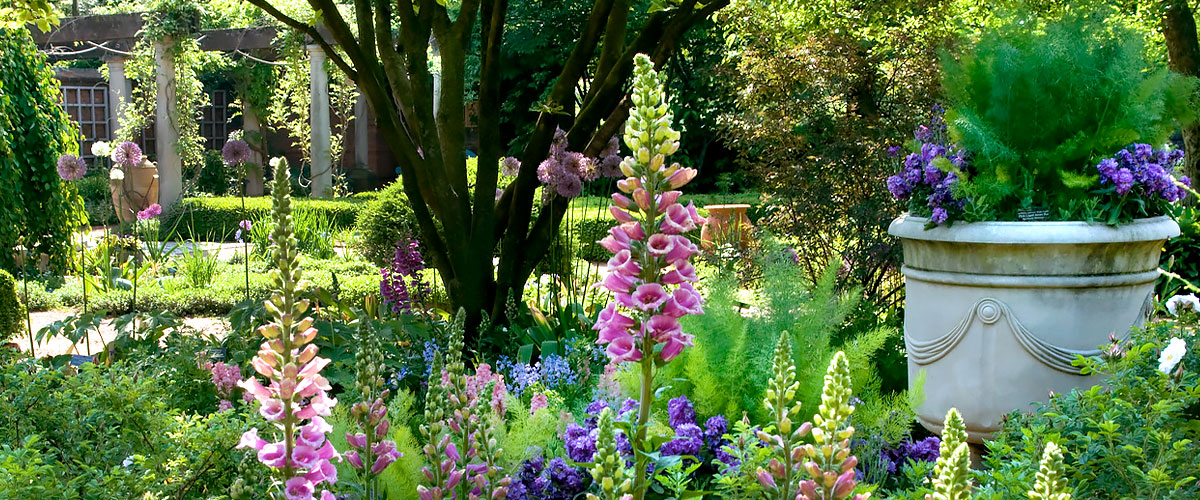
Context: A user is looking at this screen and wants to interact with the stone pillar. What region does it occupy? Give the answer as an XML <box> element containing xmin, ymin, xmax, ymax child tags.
<box><xmin>105</xmin><ymin>57</ymin><xmax>130</xmax><ymax>137</ymax></box>
<box><xmin>308</xmin><ymin>45</ymin><xmax>332</xmax><ymax>198</ymax></box>
<box><xmin>242</xmin><ymin>105</ymin><xmax>265</xmax><ymax>196</ymax></box>
<box><xmin>154</xmin><ymin>39</ymin><xmax>182</xmax><ymax>207</ymax></box>
<box><xmin>354</xmin><ymin>89</ymin><xmax>369</xmax><ymax>168</ymax></box>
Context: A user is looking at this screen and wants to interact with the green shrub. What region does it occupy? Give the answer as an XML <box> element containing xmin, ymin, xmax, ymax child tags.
<box><xmin>353</xmin><ymin>179</ymin><xmax>419</xmax><ymax>266</ymax></box>
<box><xmin>163</xmin><ymin>196</ymin><xmax>364</xmax><ymax>242</ymax></box>
<box><xmin>77</xmin><ymin>173</ymin><xmax>118</xmax><ymax>225</ymax></box>
<box><xmin>943</xmin><ymin>12</ymin><xmax>1195</xmax><ymax>222</ymax></box>
<box><xmin>974</xmin><ymin>322</ymin><xmax>1200</xmax><ymax>500</ymax></box>
<box><xmin>573</xmin><ymin>217</ymin><xmax>617</xmax><ymax>263</ymax></box>
<box><xmin>0</xmin><ymin>270</ymin><xmax>24</xmax><ymax>342</ymax></box>
<box><xmin>1160</xmin><ymin>206</ymin><xmax>1200</xmax><ymax>297</ymax></box>
<box><xmin>193</xmin><ymin>149</ymin><xmax>232</xmax><ymax>196</ymax></box>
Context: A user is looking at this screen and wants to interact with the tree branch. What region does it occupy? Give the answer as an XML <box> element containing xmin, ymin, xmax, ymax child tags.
<box><xmin>243</xmin><ymin>0</ymin><xmax>358</xmax><ymax>81</ymax></box>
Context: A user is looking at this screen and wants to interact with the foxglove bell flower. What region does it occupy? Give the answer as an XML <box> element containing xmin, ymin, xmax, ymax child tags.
<box><xmin>235</xmin><ymin>158</ymin><xmax>338</xmax><ymax>500</ymax></box>
<box><xmin>591</xmin><ymin>53</ymin><xmax>704</xmax><ymax>500</ymax></box>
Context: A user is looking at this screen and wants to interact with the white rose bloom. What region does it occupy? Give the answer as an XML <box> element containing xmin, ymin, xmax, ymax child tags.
<box><xmin>1158</xmin><ymin>337</ymin><xmax>1188</xmax><ymax>374</ymax></box>
<box><xmin>1165</xmin><ymin>294</ymin><xmax>1200</xmax><ymax>317</ymax></box>
<box><xmin>90</xmin><ymin>141</ymin><xmax>111</xmax><ymax>157</ymax></box>
<box><xmin>110</xmin><ymin>168</ymin><xmax>125</xmax><ymax>181</ymax></box>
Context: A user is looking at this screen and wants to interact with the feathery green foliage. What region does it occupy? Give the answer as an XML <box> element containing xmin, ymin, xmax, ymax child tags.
<box><xmin>927</xmin><ymin>408</ymin><xmax>972</xmax><ymax>500</ymax></box>
<box><xmin>943</xmin><ymin>11</ymin><xmax>1197</xmax><ymax>221</ymax></box>
<box><xmin>671</xmin><ymin>253</ymin><xmax>899</xmax><ymax>425</ymax></box>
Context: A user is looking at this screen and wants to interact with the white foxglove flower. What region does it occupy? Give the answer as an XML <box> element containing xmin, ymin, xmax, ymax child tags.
<box><xmin>1158</xmin><ymin>337</ymin><xmax>1187</xmax><ymax>374</ymax></box>
<box><xmin>110</xmin><ymin>168</ymin><xmax>125</xmax><ymax>181</ymax></box>
<box><xmin>1166</xmin><ymin>294</ymin><xmax>1200</xmax><ymax>317</ymax></box>
<box><xmin>91</xmin><ymin>141</ymin><xmax>111</xmax><ymax>157</ymax></box>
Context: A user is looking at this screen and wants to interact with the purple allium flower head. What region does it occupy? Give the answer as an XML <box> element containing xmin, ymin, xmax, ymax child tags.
<box><xmin>57</xmin><ymin>154</ymin><xmax>87</xmax><ymax>181</ymax></box>
<box><xmin>111</xmin><ymin>141</ymin><xmax>143</xmax><ymax>168</ymax></box>
<box><xmin>221</xmin><ymin>139</ymin><xmax>252</xmax><ymax>166</ymax></box>
<box><xmin>667</xmin><ymin>395</ymin><xmax>696</xmax><ymax>428</ymax></box>
<box><xmin>501</xmin><ymin>156</ymin><xmax>521</xmax><ymax>176</ymax></box>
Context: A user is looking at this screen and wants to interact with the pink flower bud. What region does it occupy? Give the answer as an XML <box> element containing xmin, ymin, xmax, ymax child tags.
<box><xmin>371</xmin><ymin>451</ymin><xmax>399</xmax><ymax>474</ymax></box>
<box><xmin>346</xmin><ymin>432</ymin><xmax>367</xmax><ymax>449</ymax></box>
<box><xmin>666</xmin><ymin>167</ymin><xmax>697</xmax><ymax>189</ymax></box>
<box><xmin>799</xmin><ymin>480</ymin><xmax>818</xmax><ymax>499</ymax></box>
<box><xmin>375</xmin><ymin>419</ymin><xmax>390</xmax><ymax>439</ymax></box>
<box><xmin>418</xmin><ymin>485</ymin><xmax>434</xmax><ymax>500</ymax></box>
<box><xmin>610</xmin><ymin>206</ymin><xmax>636</xmax><ymax>223</ymax></box>
<box><xmin>841</xmin><ymin>455</ymin><xmax>858</xmax><ymax>473</ymax></box>
<box><xmin>756</xmin><ymin>469</ymin><xmax>777</xmax><ymax>488</ymax></box>
<box><xmin>833</xmin><ymin>470</ymin><xmax>857</xmax><ymax>499</ymax></box>
<box><xmin>612</xmin><ymin>193</ymin><xmax>633</xmax><ymax>209</ymax></box>
<box><xmin>446</xmin><ymin>442</ymin><xmax>461</xmax><ymax>462</ymax></box>
<box><xmin>447</xmin><ymin>469</ymin><xmax>464</xmax><ymax>489</ymax></box>
<box><xmin>632</xmin><ymin>188</ymin><xmax>652</xmax><ymax>210</ymax></box>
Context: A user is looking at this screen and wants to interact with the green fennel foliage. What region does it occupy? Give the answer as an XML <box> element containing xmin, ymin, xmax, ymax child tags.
<box><xmin>942</xmin><ymin>11</ymin><xmax>1197</xmax><ymax>221</ymax></box>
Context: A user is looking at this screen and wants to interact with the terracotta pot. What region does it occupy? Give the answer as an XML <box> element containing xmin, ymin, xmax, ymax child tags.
<box><xmin>889</xmin><ymin>214</ymin><xmax>1179</xmax><ymax>443</ymax></box>
<box><xmin>111</xmin><ymin>158</ymin><xmax>160</xmax><ymax>223</ymax></box>
<box><xmin>700</xmin><ymin>204</ymin><xmax>754</xmax><ymax>250</ymax></box>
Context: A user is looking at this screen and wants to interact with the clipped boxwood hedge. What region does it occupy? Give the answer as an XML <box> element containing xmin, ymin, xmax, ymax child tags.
<box><xmin>162</xmin><ymin>196</ymin><xmax>366</xmax><ymax>242</ymax></box>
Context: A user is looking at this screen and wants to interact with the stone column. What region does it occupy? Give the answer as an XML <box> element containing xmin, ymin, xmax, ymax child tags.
<box><xmin>308</xmin><ymin>45</ymin><xmax>332</xmax><ymax>198</ymax></box>
<box><xmin>354</xmin><ymin>89</ymin><xmax>369</xmax><ymax>168</ymax></box>
<box><xmin>105</xmin><ymin>57</ymin><xmax>130</xmax><ymax>137</ymax></box>
<box><xmin>154</xmin><ymin>39</ymin><xmax>182</xmax><ymax>207</ymax></box>
<box><xmin>242</xmin><ymin>105</ymin><xmax>265</xmax><ymax>196</ymax></box>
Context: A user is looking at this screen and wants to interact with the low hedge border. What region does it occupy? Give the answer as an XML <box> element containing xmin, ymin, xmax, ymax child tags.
<box><xmin>162</xmin><ymin>197</ymin><xmax>366</xmax><ymax>242</ymax></box>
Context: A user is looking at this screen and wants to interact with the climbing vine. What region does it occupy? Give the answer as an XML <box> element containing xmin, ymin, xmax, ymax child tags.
<box><xmin>0</xmin><ymin>28</ymin><xmax>87</xmax><ymax>272</ymax></box>
<box><xmin>117</xmin><ymin>0</ymin><xmax>208</xmax><ymax>190</ymax></box>
<box><xmin>266</xmin><ymin>28</ymin><xmax>356</xmax><ymax>196</ymax></box>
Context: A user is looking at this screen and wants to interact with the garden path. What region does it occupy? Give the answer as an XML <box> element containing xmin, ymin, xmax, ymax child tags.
<box><xmin>13</xmin><ymin>310</ymin><xmax>228</xmax><ymax>359</ymax></box>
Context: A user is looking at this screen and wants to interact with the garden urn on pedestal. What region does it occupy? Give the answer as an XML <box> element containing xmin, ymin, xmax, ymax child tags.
<box><xmin>889</xmin><ymin>215</ymin><xmax>1179</xmax><ymax>442</ymax></box>
<box><xmin>111</xmin><ymin>158</ymin><xmax>160</xmax><ymax>223</ymax></box>
<box><xmin>700</xmin><ymin>204</ymin><xmax>753</xmax><ymax>250</ymax></box>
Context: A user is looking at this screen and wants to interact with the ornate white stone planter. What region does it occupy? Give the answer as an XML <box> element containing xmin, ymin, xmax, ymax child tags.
<box><xmin>889</xmin><ymin>215</ymin><xmax>1180</xmax><ymax>442</ymax></box>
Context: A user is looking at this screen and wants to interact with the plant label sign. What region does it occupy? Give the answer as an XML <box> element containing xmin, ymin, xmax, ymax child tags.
<box><xmin>1017</xmin><ymin>208</ymin><xmax>1050</xmax><ymax>221</ymax></box>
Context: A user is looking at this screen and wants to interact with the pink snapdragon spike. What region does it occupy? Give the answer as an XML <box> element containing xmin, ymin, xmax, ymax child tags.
<box><xmin>235</xmin><ymin>157</ymin><xmax>338</xmax><ymax>500</ymax></box>
<box><xmin>203</xmin><ymin>360</ymin><xmax>243</xmax><ymax>412</ymax></box>
<box><xmin>591</xmin><ymin>54</ymin><xmax>704</xmax><ymax>500</ymax></box>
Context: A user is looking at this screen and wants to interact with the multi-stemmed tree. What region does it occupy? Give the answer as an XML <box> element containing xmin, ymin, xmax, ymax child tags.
<box><xmin>245</xmin><ymin>0</ymin><xmax>727</xmax><ymax>345</ymax></box>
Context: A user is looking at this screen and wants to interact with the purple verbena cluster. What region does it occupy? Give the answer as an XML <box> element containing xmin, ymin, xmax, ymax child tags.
<box><xmin>507</xmin><ymin>455</ymin><xmax>588</xmax><ymax>500</ymax></box>
<box><xmin>661</xmin><ymin>396</ymin><xmax>734</xmax><ymax>466</ymax></box>
<box><xmin>380</xmin><ymin>237</ymin><xmax>428</xmax><ymax>314</ymax></box>
<box><xmin>879</xmin><ymin>436</ymin><xmax>941</xmax><ymax>475</ymax></box>
<box><xmin>1097</xmin><ymin>144</ymin><xmax>1191</xmax><ymax>201</ymax></box>
<box><xmin>885</xmin><ymin>108</ymin><xmax>968</xmax><ymax>225</ymax></box>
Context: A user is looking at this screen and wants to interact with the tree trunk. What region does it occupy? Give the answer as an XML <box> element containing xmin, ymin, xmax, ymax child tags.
<box><xmin>1162</xmin><ymin>0</ymin><xmax>1200</xmax><ymax>200</ymax></box>
<box><xmin>247</xmin><ymin>0</ymin><xmax>728</xmax><ymax>349</ymax></box>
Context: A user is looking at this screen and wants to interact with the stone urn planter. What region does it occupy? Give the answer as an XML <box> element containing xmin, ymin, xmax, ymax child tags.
<box><xmin>111</xmin><ymin>158</ymin><xmax>160</xmax><ymax>223</ymax></box>
<box><xmin>889</xmin><ymin>214</ymin><xmax>1180</xmax><ymax>442</ymax></box>
<box><xmin>700</xmin><ymin>204</ymin><xmax>754</xmax><ymax>250</ymax></box>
